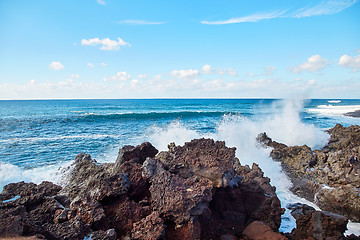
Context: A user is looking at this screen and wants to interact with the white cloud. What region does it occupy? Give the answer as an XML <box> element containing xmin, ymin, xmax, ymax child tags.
<box><xmin>202</xmin><ymin>64</ymin><xmax>212</xmax><ymax>74</ymax></box>
<box><xmin>294</xmin><ymin>0</ymin><xmax>357</xmax><ymax>17</ymax></box>
<box><xmin>105</xmin><ymin>72</ymin><xmax>131</xmax><ymax>81</ymax></box>
<box><xmin>137</xmin><ymin>74</ymin><xmax>148</xmax><ymax>78</ymax></box>
<box><xmin>290</xmin><ymin>55</ymin><xmax>328</xmax><ymax>73</ymax></box>
<box><xmin>265</xmin><ymin>66</ymin><xmax>276</xmax><ymax>75</ymax></box>
<box><xmin>96</xmin><ymin>0</ymin><xmax>105</xmax><ymax>5</ymax></box>
<box><xmin>217</xmin><ymin>68</ymin><xmax>238</xmax><ymax>76</ymax></box>
<box><xmin>49</xmin><ymin>61</ymin><xmax>64</xmax><ymax>70</ymax></box>
<box><xmin>201</xmin><ymin>10</ymin><xmax>286</xmax><ymax>24</ymax></box>
<box><xmin>69</xmin><ymin>74</ymin><xmax>80</xmax><ymax>79</ymax></box>
<box><xmin>81</xmin><ymin>37</ymin><xmax>130</xmax><ymax>51</ymax></box>
<box><xmin>171</xmin><ymin>69</ymin><xmax>199</xmax><ymax>79</ymax></box>
<box><xmin>101</xmin><ymin>62</ymin><xmax>107</xmax><ymax>67</ymax></box>
<box><xmin>201</xmin><ymin>1</ymin><xmax>357</xmax><ymax>24</ymax></box>
<box><xmin>87</xmin><ymin>63</ymin><xmax>94</xmax><ymax>68</ymax></box>
<box><xmin>226</xmin><ymin>68</ymin><xmax>238</xmax><ymax>76</ymax></box>
<box><xmin>338</xmin><ymin>53</ymin><xmax>360</xmax><ymax>72</ymax></box>
<box><xmin>117</xmin><ymin>20</ymin><xmax>165</xmax><ymax>25</ymax></box>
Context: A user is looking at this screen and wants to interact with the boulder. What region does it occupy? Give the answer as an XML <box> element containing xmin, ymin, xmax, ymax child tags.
<box><xmin>155</xmin><ymin>138</ymin><xmax>239</xmax><ymax>188</ymax></box>
<box><xmin>288</xmin><ymin>203</ymin><xmax>348</xmax><ymax>240</ymax></box>
<box><xmin>242</xmin><ymin>221</ymin><xmax>287</xmax><ymax>240</ymax></box>
<box><xmin>62</xmin><ymin>153</ymin><xmax>130</xmax><ymax>201</ymax></box>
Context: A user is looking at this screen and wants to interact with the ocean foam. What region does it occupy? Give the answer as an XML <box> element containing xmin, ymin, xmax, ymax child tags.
<box><xmin>0</xmin><ymin>161</ymin><xmax>73</xmax><ymax>192</ymax></box>
<box><xmin>146</xmin><ymin>99</ymin><xmax>331</xmax><ymax>232</ymax></box>
<box><xmin>328</xmin><ymin>100</ymin><xmax>342</xmax><ymax>103</ymax></box>
<box><xmin>308</xmin><ymin>104</ymin><xmax>360</xmax><ymax>116</ymax></box>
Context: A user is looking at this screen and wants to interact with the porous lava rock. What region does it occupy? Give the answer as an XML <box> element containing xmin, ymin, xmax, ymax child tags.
<box><xmin>1</xmin><ymin>139</ymin><xmax>285</xmax><ymax>239</ymax></box>
<box><xmin>288</xmin><ymin>203</ymin><xmax>348</xmax><ymax>240</ymax></box>
<box><xmin>257</xmin><ymin>124</ymin><xmax>360</xmax><ymax>222</ymax></box>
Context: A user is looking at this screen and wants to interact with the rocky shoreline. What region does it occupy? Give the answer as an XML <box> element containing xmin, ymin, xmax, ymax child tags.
<box><xmin>1</xmin><ymin>125</ymin><xmax>359</xmax><ymax>239</ymax></box>
<box><xmin>345</xmin><ymin>110</ymin><xmax>360</xmax><ymax>118</ymax></box>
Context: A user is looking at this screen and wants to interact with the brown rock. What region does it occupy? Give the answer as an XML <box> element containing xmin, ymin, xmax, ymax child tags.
<box><xmin>62</xmin><ymin>153</ymin><xmax>130</xmax><ymax>201</ymax></box>
<box><xmin>102</xmin><ymin>196</ymin><xmax>151</xmax><ymax>238</ymax></box>
<box><xmin>155</xmin><ymin>138</ymin><xmax>239</xmax><ymax>188</ymax></box>
<box><xmin>131</xmin><ymin>211</ymin><xmax>165</xmax><ymax>240</ymax></box>
<box><xmin>149</xmin><ymin>170</ymin><xmax>213</xmax><ymax>225</ymax></box>
<box><xmin>115</xmin><ymin>142</ymin><xmax>158</xmax><ymax>167</ymax></box>
<box><xmin>243</xmin><ymin>221</ymin><xmax>287</xmax><ymax>240</ymax></box>
<box><xmin>258</xmin><ymin>125</ymin><xmax>360</xmax><ymax>222</ymax></box>
<box><xmin>289</xmin><ymin>203</ymin><xmax>348</xmax><ymax>240</ymax></box>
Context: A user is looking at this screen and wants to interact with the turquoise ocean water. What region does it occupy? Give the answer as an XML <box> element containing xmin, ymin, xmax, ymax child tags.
<box><xmin>0</xmin><ymin>98</ymin><xmax>359</xmax><ymax>233</ymax></box>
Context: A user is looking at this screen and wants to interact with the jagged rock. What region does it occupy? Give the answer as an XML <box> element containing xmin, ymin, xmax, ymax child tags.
<box><xmin>91</xmin><ymin>228</ymin><xmax>117</xmax><ymax>240</ymax></box>
<box><xmin>62</xmin><ymin>153</ymin><xmax>130</xmax><ymax>201</ymax></box>
<box><xmin>102</xmin><ymin>196</ymin><xmax>151</xmax><ymax>238</ymax></box>
<box><xmin>198</xmin><ymin>163</ymin><xmax>284</xmax><ymax>239</ymax></box>
<box><xmin>325</xmin><ymin>124</ymin><xmax>360</xmax><ymax>152</ymax></box>
<box><xmin>1</xmin><ymin>139</ymin><xmax>285</xmax><ymax>240</ymax></box>
<box><xmin>242</xmin><ymin>221</ymin><xmax>287</xmax><ymax>240</ymax></box>
<box><xmin>131</xmin><ymin>211</ymin><xmax>165</xmax><ymax>240</ymax></box>
<box><xmin>149</xmin><ymin>169</ymin><xmax>213</xmax><ymax>225</ymax></box>
<box><xmin>0</xmin><ymin>181</ymin><xmax>90</xmax><ymax>240</ymax></box>
<box><xmin>155</xmin><ymin>138</ymin><xmax>239</xmax><ymax>188</ymax></box>
<box><xmin>258</xmin><ymin>125</ymin><xmax>360</xmax><ymax>222</ymax></box>
<box><xmin>315</xmin><ymin>186</ymin><xmax>360</xmax><ymax>222</ymax></box>
<box><xmin>165</xmin><ymin>218</ymin><xmax>201</xmax><ymax>240</ymax></box>
<box><xmin>288</xmin><ymin>203</ymin><xmax>348</xmax><ymax>240</ymax></box>
<box><xmin>68</xmin><ymin>195</ymin><xmax>107</xmax><ymax>230</ymax></box>
<box><xmin>115</xmin><ymin>142</ymin><xmax>159</xmax><ymax>167</ymax></box>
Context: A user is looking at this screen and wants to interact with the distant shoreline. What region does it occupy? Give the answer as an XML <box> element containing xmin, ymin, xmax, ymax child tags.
<box><xmin>344</xmin><ymin>110</ymin><xmax>360</xmax><ymax>118</ymax></box>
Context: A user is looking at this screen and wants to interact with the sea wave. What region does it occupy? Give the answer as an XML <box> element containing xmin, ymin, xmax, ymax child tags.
<box><xmin>308</xmin><ymin>104</ymin><xmax>360</xmax><ymax>116</ymax></box>
<box><xmin>328</xmin><ymin>100</ymin><xmax>341</xmax><ymax>103</ymax></box>
<box><xmin>0</xmin><ymin>161</ymin><xmax>73</xmax><ymax>192</ymax></box>
<box><xmin>80</xmin><ymin>111</ymin><xmax>239</xmax><ymax>121</ymax></box>
<box><xmin>1</xmin><ymin>134</ymin><xmax>118</xmax><ymax>143</ymax></box>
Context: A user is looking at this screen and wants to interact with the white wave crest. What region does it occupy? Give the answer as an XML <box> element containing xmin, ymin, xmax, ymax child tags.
<box><xmin>0</xmin><ymin>161</ymin><xmax>73</xmax><ymax>192</ymax></box>
<box><xmin>308</xmin><ymin>104</ymin><xmax>360</xmax><ymax>116</ymax></box>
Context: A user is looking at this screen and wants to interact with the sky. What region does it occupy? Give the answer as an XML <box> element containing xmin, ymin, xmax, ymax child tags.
<box><xmin>0</xmin><ymin>0</ymin><xmax>359</xmax><ymax>99</ymax></box>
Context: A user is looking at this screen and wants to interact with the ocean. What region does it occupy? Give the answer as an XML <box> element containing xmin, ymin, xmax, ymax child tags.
<box><xmin>1</xmin><ymin>98</ymin><xmax>360</xmax><ymax>234</ymax></box>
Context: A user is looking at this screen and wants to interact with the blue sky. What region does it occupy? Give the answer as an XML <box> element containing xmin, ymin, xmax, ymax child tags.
<box><xmin>0</xmin><ymin>0</ymin><xmax>359</xmax><ymax>99</ymax></box>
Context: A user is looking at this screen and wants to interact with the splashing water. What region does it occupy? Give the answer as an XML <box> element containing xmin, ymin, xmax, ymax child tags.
<box><xmin>146</xmin><ymin>99</ymin><xmax>341</xmax><ymax>233</ymax></box>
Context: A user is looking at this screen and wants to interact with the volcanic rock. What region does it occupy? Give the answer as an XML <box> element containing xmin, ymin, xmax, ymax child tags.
<box><xmin>242</xmin><ymin>221</ymin><xmax>287</xmax><ymax>240</ymax></box>
<box><xmin>1</xmin><ymin>139</ymin><xmax>286</xmax><ymax>239</ymax></box>
<box><xmin>258</xmin><ymin>125</ymin><xmax>360</xmax><ymax>222</ymax></box>
<box><xmin>288</xmin><ymin>203</ymin><xmax>348</xmax><ymax>240</ymax></box>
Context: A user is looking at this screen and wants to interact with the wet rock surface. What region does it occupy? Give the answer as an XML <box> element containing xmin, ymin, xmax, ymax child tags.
<box><xmin>1</xmin><ymin>137</ymin><xmax>351</xmax><ymax>239</ymax></box>
<box><xmin>258</xmin><ymin>124</ymin><xmax>360</xmax><ymax>223</ymax></box>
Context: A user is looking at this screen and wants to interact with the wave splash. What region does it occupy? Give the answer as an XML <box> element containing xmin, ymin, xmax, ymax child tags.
<box><xmin>148</xmin><ymin>98</ymin><xmax>326</xmax><ymax>232</ymax></box>
<box><xmin>1</xmin><ymin>98</ymin><xmax>359</xmax><ymax>234</ymax></box>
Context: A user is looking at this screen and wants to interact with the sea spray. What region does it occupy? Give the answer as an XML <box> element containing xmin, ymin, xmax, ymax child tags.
<box><xmin>148</xmin><ymin>121</ymin><xmax>200</xmax><ymax>151</ymax></box>
<box><xmin>147</xmin><ymin>99</ymin><xmax>327</xmax><ymax>232</ymax></box>
<box><xmin>0</xmin><ymin>161</ymin><xmax>73</xmax><ymax>191</ymax></box>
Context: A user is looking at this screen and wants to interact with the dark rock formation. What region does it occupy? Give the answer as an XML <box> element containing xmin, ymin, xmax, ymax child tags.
<box><xmin>258</xmin><ymin>124</ymin><xmax>360</xmax><ymax>223</ymax></box>
<box><xmin>1</xmin><ymin>139</ymin><xmax>285</xmax><ymax>239</ymax></box>
<box><xmin>344</xmin><ymin>110</ymin><xmax>360</xmax><ymax>118</ymax></box>
<box><xmin>288</xmin><ymin>203</ymin><xmax>348</xmax><ymax>240</ymax></box>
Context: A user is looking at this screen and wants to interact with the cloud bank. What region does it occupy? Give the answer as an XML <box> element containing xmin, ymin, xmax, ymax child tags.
<box><xmin>81</xmin><ymin>37</ymin><xmax>130</xmax><ymax>51</ymax></box>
